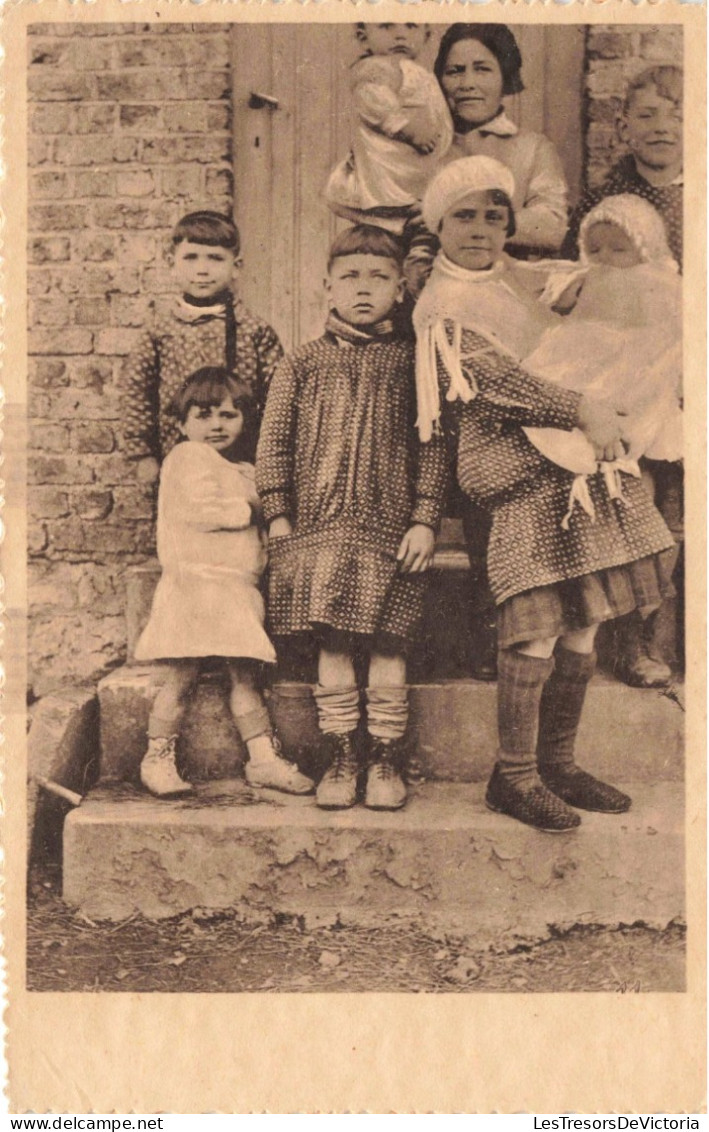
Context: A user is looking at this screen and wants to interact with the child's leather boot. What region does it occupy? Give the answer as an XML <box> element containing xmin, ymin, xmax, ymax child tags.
<box><xmin>316</xmin><ymin>732</ymin><xmax>359</xmax><ymax>809</ymax></box>
<box><xmin>365</xmin><ymin>738</ymin><xmax>407</xmax><ymax>810</ymax></box>
<box><xmin>140</xmin><ymin>735</ymin><xmax>193</xmax><ymax>798</ymax></box>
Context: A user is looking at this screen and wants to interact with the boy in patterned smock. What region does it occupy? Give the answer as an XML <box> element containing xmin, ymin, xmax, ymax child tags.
<box><xmin>122</xmin><ymin>210</ymin><xmax>283</xmax><ymax>487</ymax></box>
<box><xmin>256</xmin><ymin>226</ymin><xmax>447</xmax><ymax>813</ymax></box>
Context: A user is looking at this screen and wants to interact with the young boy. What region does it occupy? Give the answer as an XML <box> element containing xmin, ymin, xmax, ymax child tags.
<box><xmin>256</xmin><ymin>226</ymin><xmax>447</xmax><ymax>811</ymax></box>
<box><xmin>122</xmin><ymin>210</ymin><xmax>283</xmax><ymax>483</ymax></box>
<box><xmin>563</xmin><ymin>65</ymin><xmax>683</xmax><ymax>269</ymax></box>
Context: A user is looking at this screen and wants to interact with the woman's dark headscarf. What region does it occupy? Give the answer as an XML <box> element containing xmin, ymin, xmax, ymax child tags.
<box><xmin>434</xmin><ymin>24</ymin><xmax>524</xmax><ymax>98</ymax></box>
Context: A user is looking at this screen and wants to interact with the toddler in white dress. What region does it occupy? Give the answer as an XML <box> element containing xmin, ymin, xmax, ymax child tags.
<box><xmin>326</xmin><ymin>24</ymin><xmax>452</xmax><ymax>234</ymax></box>
<box><xmin>135</xmin><ymin>367</ymin><xmax>314</xmax><ymax>798</ymax></box>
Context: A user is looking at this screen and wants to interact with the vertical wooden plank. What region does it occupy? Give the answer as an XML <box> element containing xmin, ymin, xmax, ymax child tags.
<box><xmin>268</xmin><ymin>26</ymin><xmax>298</xmax><ymax>350</ymax></box>
<box><xmin>232</xmin><ymin>25</ymin><xmax>275</xmax><ymax>330</ymax></box>
<box><xmin>544</xmin><ymin>25</ymin><xmax>586</xmax><ymax>206</ymax></box>
<box><xmin>514</xmin><ymin>25</ymin><xmax>545</xmax><ymax>134</ymax></box>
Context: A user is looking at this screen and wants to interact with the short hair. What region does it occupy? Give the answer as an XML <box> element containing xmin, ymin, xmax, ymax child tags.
<box><xmin>624</xmin><ymin>64</ymin><xmax>683</xmax><ymax>114</ymax></box>
<box><xmin>172</xmin><ymin>366</ymin><xmax>258</xmax><ymax>462</ymax></box>
<box><xmin>438</xmin><ymin>189</ymin><xmax>516</xmax><ymax>239</ymax></box>
<box><xmin>434</xmin><ymin>24</ymin><xmax>524</xmax><ymax>99</ymax></box>
<box><xmin>354</xmin><ymin>22</ymin><xmax>430</xmax><ymax>47</ymax></box>
<box><xmin>327</xmin><ymin>225</ymin><xmax>405</xmax><ymax>273</ymax></box>
<box><xmin>171</xmin><ymin>211</ymin><xmax>241</xmax><ymax>254</ymax></box>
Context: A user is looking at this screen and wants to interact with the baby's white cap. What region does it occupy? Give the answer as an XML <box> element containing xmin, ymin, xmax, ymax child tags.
<box><xmin>422</xmin><ymin>155</ymin><xmax>515</xmax><ymax>232</ymax></box>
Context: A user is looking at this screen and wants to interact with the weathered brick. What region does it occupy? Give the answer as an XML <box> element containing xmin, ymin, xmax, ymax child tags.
<box><xmin>28</xmin><ymin>71</ymin><xmax>96</xmax><ymax>101</ymax></box>
<box><xmin>29</xmin><ymin>421</ymin><xmax>70</xmax><ymax>452</ymax></box>
<box><xmin>114</xmin><ymin>38</ymin><xmax>189</xmax><ymax>68</ymax></box>
<box><xmin>28</xmin><ymin>137</ymin><xmax>54</xmax><ymax>166</ymax></box>
<box><xmin>53</xmin><ymin>136</ymin><xmax>140</xmax><ymax>166</ymax></box>
<box><xmin>587</xmin><ymin>32</ymin><xmax>633</xmax><ymax>60</ymax></box>
<box><xmin>640</xmin><ymin>29</ymin><xmax>682</xmax><ymax>61</ymax></box>
<box><xmin>29</xmin><ymin>328</ymin><xmax>93</xmax><ymax>355</ymax></box>
<box><xmin>95</xmin><ymin>328</ymin><xmax>141</xmax><ymax>357</ymax></box>
<box><xmin>133</xmin><ymin>522</ymin><xmax>158</xmax><ymax>556</ymax></box>
<box><xmin>29</xmin><ymin>487</ymin><xmax>71</xmax><ymax>519</ymax></box>
<box><xmin>28</xmin><ymin>455</ymin><xmax>94</xmax><ymax>486</ymax></box>
<box><xmin>92</xmin><ymin>201</ymin><xmax>177</xmax><ymax>230</ymax></box>
<box><xmin>111</xmin><ymin>296</ymin><xmax>151</xmax><ymax>328</ymax></box>
<box><xmin>96</xmin><ymin>69</ymin><xmax>187</xmax><ymax>102</ymax></box>
<box><xmin>160</xmin><ymin>165</ymin><xmax>203</xmax><ymax>200</ymax></box>
<box><xmin>65</xmin><ymin>358</ymin><xmax>113</xmax><ymax>392</ymax></box>
<box><xmin>49</xmin><ymin>265</ymin><xmax>141</xmax><ymax>297</ymax></box>
<box><xmin>185</xmin><ymin>72</ymin><xmax>230</xmax><ymax>101</ymax></box>
<box><xmin>112</xmin><ymin>486</ymin><xmax>156</xmax><ymax>521</ymax></box>
<box><xmin>31</xmin><ymin>103</ymin><xmax>73</xmax><ymax>134</ymax></box>
<box><xmin>28</xmin><ymin>271</ymin><xmax>52</xmax><ymax>298</ymax></box>
<box><xmin>73</xmin><ymin>523</ymin><xmax>138</xmax><ymax>555</ymax></box>
<box><xmin>32</xmin><ymin>386</ymin><xmax>121</xmax><ymax>421</ymax></box>
<box><xmin>72</xmin><ymin>422</ymin><xmax>116</xmax><ymax>454</ymax></box>
<box><xmin>29</xmin><ymin>359</ymin><xmax>69</xmax><ymax>389</ymax></box>
<box><xmin>162</xmin><ymin>101</ymin><xmax>209</xmax><ymax>132</ymax></box>
<box><xmin>587</xmin><ymin>97</ymin><xmax>623</xmax><ymax>125</ymax></box>
<box><xmin>117</xmin><ymin>233</ymin><xmax>158</xmax><ymax>264</ymax></box>
<box><xmin>205</xmin><ymin>167</ymin><xmax>234</xmax><ymax>201</ymax></box>
<box><xmin>29</xmin><ymin>39</ymin><xmax>73</xmax><ymax>66</ymax></box>
<box><xmin>143</xmin><ymin>135</ymin><xmax>231</xmax><ymax>164</ymax></box>
<box><xmin>75</xmin><ymin>170</ymin><xmax>117</xmax><ymax>198</ymax></box>
<box><xmin>73</xmin><ymin>488</ymin><xmax>114</xmax><ymax>520</ymax></box>
<box><xmin>73</xmin><ymin>233</ymin><xmax>118</xmax><ymax>262</ymax></box>
<box><xmin>73</xmin><ymin>103</ymin><xmax>118</xmax><ymax>135</ymax></box>
<box><xmin>29</xmin><ymin>204</ymin><xmax>88</xmax><ymax>231</ymax></box>
<box><xmin>73</xmin><ymin>297</ymin><xmax>112</xmax><ymax>326</ymax></box>
<box><xmin>30</xmin><ymin>296</ymin><xmax>72</xmax><ymax>327</ymax></box>
<box><xmin>586</xmin><ymin>67</ymin><xmax>629</xmax><ymax>98</ymax></box>
<box><xmin>29</xmin><ymin>523</ymin><xmax>49</xmax><ymax>556</ymax></box>
<box><xmin>207</xmin><ymin>103</ymin><xmax>231</xmax><ymax>132</ymax></box>
<box><xmin>70</xmin><ymin>38</ymin><xmax>117</xmax><ymax>71</ymax></box>
<box><xmin>116</xmin><ymin>170</ymin><xmax>156</xmax><ymax>198</ymax></box>
<box><xmin>28</xmin><ymin>236</ymin><xmax>71</xmax><ymax>265</ymax></box>
<box><xmin>119</xmin><ymin>104</ymin><xmax>164</xmax><ymax>132</ymax></box>
<box><xmin>91</xmin><ymin>453</ymin><xmax>139</xmax><ymax>485</ymax></box>
<box><xmin>31</xmin><ymin>171</ymin><xmax>72</xmax><ymax>200</ymax></box>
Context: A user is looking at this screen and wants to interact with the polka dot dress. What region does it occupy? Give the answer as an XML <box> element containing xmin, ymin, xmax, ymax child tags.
<box><xmin>442</xmin><ymin>325</ymin><xmax>676</xmax><ymax>608</ymax></box>
<box><xmin>122</xmin><ymin>296</ymin><xmax>283</xmax><ymax>462</ymax></box>
<box><xmin>256</xmin><ymin>332</ymin><xmax>448</xmax><ymax>643</ymax></box>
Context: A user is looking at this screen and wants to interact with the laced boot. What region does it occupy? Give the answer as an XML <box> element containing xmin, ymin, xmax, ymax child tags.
<box><xmin>365</xmin><ymin>738</ymin><xmax>408</xmax><ymax>811</ymax></box>
<box><xmin>316</xmin><ymin>732</ymin><xmax>360</xmax><ymax>810</ymax></box>
<box><xmin>244</xmin><ymin>732</ymin><xmax>315</xmax><ymax>795</ymax></box>
<box><xmin>140</xmin><ymin>735</ymin><xmax>193</xmax><ymax>798</ymax></box>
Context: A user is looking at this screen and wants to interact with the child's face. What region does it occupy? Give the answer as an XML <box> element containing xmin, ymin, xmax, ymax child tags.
<box><xmin>620</xmin><ymin>87</ymin><xmax>683</xmax><ymax>175</ymax></box>
<box><xmin>438</xmin><ymin>191</ymin><xmax>509</xmax><ymax>272</ymax></box>
<box><xmin>171</xmin><ymin>241</ymin><xmax>239</xmax><ymax>300</ymax></box>
<box><xmin>361</xmin><ymin>24</ymin><xmax>428</xmax><ymax>60</ymax></box>
<box><xmin>326</xmin><ymin>254</ymin><xmax>404</xmax><ymax>325</ymax></box>
<box><xmin>179</xmin><ymin>397</ymin><xmax>244</xmax><ymax>454</ymax></box>
<box><xmin>584</xmin><ymin>222</ymin><xmax>643</xmax><ymax>269</ymax></box>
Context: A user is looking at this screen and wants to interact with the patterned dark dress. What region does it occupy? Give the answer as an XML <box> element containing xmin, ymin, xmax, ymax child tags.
<box><xmin>440</xmin><ymin>325</ymin><xmax>676</xmax><ymax>648</ymax></box>
<box><xmin>562</xmin><ymin>155</ymin><xmax>683</xmax><ymax>270</ymax></box>
<box><xmin>256</xmin><ymin>317</ymin><xmax>448</xmax><ymax>643</ymax></box>
<box><xmin>122</xmin><ymin>294</ymin><xmax>283</xmax><ymax>462</ymax></box>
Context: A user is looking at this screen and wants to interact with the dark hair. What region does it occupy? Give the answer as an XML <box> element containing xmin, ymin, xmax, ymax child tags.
<box><xmin>438</xmin><ymin>188</ymin><xmax>516</xmax><ymax>239</ymax></box>
<box><xmin>171</xmin><ymin>211</ymin><xmax>241</xmax><ymax>254</ymax></box>
<box><xmin>434</xmin><ymin>23</ymin><xmax>524</xmax><ymax>98</ymax></box>
<box><xmin>172</xmin><ymin>367</ymin><xmax>258</xmax><ymax>462</ymax></box>
<box><xmin>623</xmin><ymin>64</ymin><xmax>683</xmax><ymax>114</ymax></box>
<box><xmin>354</xmin><ymin>22</ymin><xmax>430</xmax><ymax>48</ymax></box>
<box><xmin>327</xmin><ymin>224</ymin><xmax>405</xmax><ymax>273</ymax></box>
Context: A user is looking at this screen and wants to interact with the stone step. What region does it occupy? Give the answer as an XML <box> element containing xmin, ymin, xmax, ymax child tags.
<box><xmin>62</xmin><ymin>780</ymin><xmax>685</xmax><ymax>943</ymax></box>
<box><xmin>98</xmin><ymin>666</ymin><xmax>683</xmax><ymax>786</ymax></box>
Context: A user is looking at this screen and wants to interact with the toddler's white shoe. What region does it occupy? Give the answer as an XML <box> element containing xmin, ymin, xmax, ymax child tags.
<box><xmin>140</xmin><ymin>736</ymin><xmax>193</xmax><ymax>798</ymax></box>
<box><xmin>244</xmin><ymin>734</ymin><xmax>315</xmax><ymax>795</ymax></box>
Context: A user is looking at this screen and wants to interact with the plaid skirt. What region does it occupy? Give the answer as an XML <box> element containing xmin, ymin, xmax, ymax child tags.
<box><xmin>497</xmin><ymin>549</ymin><xmax>676</xmax><ymax>649</ymax></box>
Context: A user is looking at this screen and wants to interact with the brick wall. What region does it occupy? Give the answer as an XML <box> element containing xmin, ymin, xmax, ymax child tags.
<box><xmin>27</xmin><ymin>23</ymin><xmax>233</xmax><ymax>696</ymax></box>
<box><xmin>584</xmin><ymin>24</ymin><xmax>683</xmax><ymax>188</ymax></box>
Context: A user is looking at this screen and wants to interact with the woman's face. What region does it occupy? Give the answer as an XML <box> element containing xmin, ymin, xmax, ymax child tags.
<box><xmin>439</xmin><ymin>39</ymin><xmax>505</xmax><ymax>128</ymax></box>
<box><xmin>438</xmin><ymin>190</ymin><xmax>509</xmax><ymax>271</ymax></box>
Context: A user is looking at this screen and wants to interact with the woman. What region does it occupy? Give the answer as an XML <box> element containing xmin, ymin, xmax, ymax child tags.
<box><xmin>414</xmin><ymin>156</ymin><xmax>675</xmax><ymax>832</ymax></box>
<box><xmin>434</xmin><ymin>23</ymin><xmax>568</xmax><ymax>256</ymax></box>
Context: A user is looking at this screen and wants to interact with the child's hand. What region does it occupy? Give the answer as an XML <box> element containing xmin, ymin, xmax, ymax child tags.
<box><xmin>136</xmin><ymin>456</ymin><xmax>160</xmax><ymax>484</ymax></box>
<box><xmin>394</xmin><ymin>129</ymin><xmax>437</xmax><ymax>155</ymax></box>
<box><xmin>269</xmin><ymin>516</ymin><xmax>293</xmax><ymax>539</ymax></box>
<box><xmin>397</xmin><ymin>524</ymin><xmax>435</xmax><ymax>573</ymax></box>
<box><xmin>577</xmin><ymin>397</ymin><xmax>628</xmax><ymax>463</ymax></box>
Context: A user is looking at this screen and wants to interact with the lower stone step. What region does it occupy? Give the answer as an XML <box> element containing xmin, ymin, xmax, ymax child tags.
<box><xmin>63</xmin><ymin>780</ymin><xmax>684</xmax><ymax>945</ymax></box>
<box><xmin>98</xmin><ymin>666</ymin><xmax>684</xmax><ymax>785</ymax></box>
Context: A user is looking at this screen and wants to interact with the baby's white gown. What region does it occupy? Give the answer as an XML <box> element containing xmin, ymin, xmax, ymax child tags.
<box><xmin>523</xmin><ymin>262</ymin><xmax>683</xmax><ymax>474</ymax></box>
<box><xmin>135</xmin><ymin>441</ymin><xmax>276</xmax><ymax>662</ymax></box>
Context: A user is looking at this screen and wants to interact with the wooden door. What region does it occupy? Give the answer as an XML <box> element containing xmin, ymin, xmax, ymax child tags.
<box><xmin>232</xmin><ymin>23</ymin><xmax>584</xmax><ymax>351</ymax></box>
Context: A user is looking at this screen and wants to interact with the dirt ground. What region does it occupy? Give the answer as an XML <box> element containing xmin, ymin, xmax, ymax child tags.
<box><xmin>26</xmin><ymin>865</ymin><xmax>685</xmax><ymax>994</ymax></box>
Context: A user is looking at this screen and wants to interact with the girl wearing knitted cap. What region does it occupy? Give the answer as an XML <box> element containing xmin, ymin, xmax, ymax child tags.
<box><xmin>415</xmin><ymin>156</ymin><xmax>676</xmax><ymax>833</ymax></box>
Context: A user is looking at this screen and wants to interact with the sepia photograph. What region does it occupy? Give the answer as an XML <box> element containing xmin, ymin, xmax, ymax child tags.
<box><xmin>4</xmin><ymin>0</ymin><xmax>705</xmax><ymax>1114</ymax></box>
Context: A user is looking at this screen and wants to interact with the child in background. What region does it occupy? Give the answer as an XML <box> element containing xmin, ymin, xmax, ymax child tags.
<box><xmin>325</xmin><ymin>24</ymin><xmax>452</xmax><ymax>235</ymax></box>
<box><xmin>524</xmin><ymin>194</ymin><xmax>683</xmax><ymax>504</ymax></box>
<box><xmin>135</xmin><ymin>367</ymin><xmax>314</xmax><ymax>799</ymax></box>
<box><xmin>256</xmin><ymin>226</ymin><xmax>447</xmax><ymax>812</ymax></box>
<box><xmin>122</xmin><ymin>210</ymin><xmax>283</xmax><ymax>484</ymax></box>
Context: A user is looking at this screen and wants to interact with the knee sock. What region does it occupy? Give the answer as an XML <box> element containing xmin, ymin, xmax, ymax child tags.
<box><xmin>496</xmin><ymin>649</ymin><xmax>554</xmax><ymax>789</ymax></box>
<box><xmin>366</xmin><ymin>686</ymin><xmax>409</xmax><ymax>741</ymax></box>
<box><xmin>148</xmin><ymin>712</ymin><xmax>181</xmax><ymax>740</ymax></box>
<box><xmin>313</xmin><ymin>684</ymin><xmax>360</xmax><ymax>736</ymax></box>
<box><xmin>537</xmin><ymin>648</ymin><xmax>596</xmax><ymax>774</ymax></box>
<box><xmin>233</xmin><ymin>706</ymin><xmax>275</xmax><ymax>764</ymax></box>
